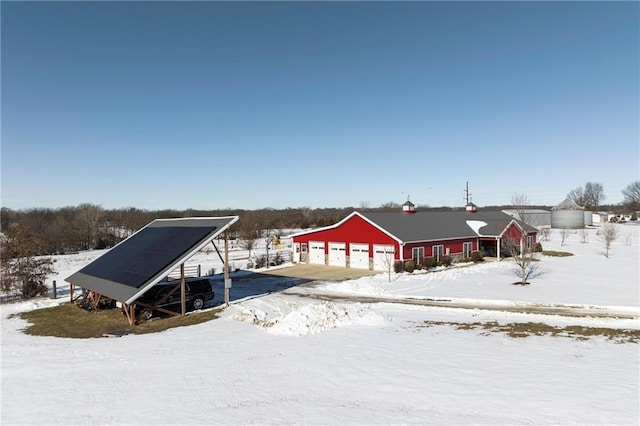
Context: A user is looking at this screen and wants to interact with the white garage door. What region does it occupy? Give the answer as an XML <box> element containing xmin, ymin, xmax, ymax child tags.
<box><xmin>373</xmin><ymin>244</ymin><xmax>395</xmax><ymax>271</ymax></box>
<box><xmin>349</xmin><ymin>243</ymin><xmax>370</xmax><ymax>269</ymax></box>
<box><xmin>328</xmin><ymin>242</ymin><xmax>346</xmax><ymax>267</ymax></box>
<box><xmin>309</xmin><ymin>241</ymin><xmax>325</xmax><ymax>265</ymax></box>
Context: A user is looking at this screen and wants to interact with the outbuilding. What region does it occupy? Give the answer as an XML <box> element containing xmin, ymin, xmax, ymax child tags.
<box><xmin>290</xmin><ymin>206</ymin><xmax>538</xmax><ymax>270</ymax></box>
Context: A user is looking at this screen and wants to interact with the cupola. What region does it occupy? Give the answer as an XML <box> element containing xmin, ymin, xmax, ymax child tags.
<box><xmin>402</xmin><ymin>200</ymin><xmax>416</xmax><ymax>214</ymax></box>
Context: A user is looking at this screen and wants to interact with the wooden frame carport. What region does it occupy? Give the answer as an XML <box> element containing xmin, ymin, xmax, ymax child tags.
<box><xmin>66</xmin><ymin>217</ymin><xmax>238</xmax><ymax>326</ymax></box>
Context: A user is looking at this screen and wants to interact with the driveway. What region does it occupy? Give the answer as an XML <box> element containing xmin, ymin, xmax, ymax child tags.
<box><xmin>260</xmin><ymin>264</ymin><xmax>380</xmax><ymax>281</ymax></box>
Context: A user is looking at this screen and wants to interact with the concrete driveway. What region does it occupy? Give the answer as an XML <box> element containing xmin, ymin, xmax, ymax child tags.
<box><xmin>260</xmin><ymin>264</ymin><xmax>380</xmax><ymax>281</ymax></box>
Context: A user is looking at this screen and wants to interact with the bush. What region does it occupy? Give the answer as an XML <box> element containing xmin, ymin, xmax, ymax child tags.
<box><xmin>441</xmin><ymin>255</ymin><xmax>453</xmax><ymax>267</ymax></box>
<box><xmin>254</xmin><ymin>255</ymin><xmax>267</xmax><ymax>268</ymax></box>
<box><xmin>471</xmin><ymin>251</ymin><xmax>484</xmax><ymax>262</ymax></box>
<box><xmin>533</xmin><ymin>242</ymin><xmax>543</xmax><ymax>253</ymax></box>
<box><xmin>422</xmin><ymin>257</ymin><xmax>435</xmax><ymax>269</ymax></box>
<box><xmin>393</xmin><ymin>260</ymin><xmax>404</xmax><ymax>273</ymax></box>
<box><xmin>460</xmin><ymin>257</ymin><xmax>472</xmax><ymax>263</ymax></box>
<box><xmin>404</xmin><ymin>260</ymin><xmax>415</xmax><ymax>273</ymax></box>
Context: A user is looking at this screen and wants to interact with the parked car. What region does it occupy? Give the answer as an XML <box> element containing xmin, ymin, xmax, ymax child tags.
<box><xmin>134</xmin><ymin>277</ymin><xmax>215</xmax><ymax>320</ymax></box>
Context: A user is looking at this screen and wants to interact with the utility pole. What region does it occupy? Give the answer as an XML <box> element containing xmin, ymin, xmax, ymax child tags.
<box><xmin>463</xmin><ymin>181</ymin><xmax>472</xmax><ymax>205</ymax></box>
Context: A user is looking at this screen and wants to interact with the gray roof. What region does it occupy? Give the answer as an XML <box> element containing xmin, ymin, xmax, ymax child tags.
<box><xmin>66</xmin><ymin>216</ymin><xmax>238</xmax><ymax>304</ymax></box>
<box><xmin>358</xmin><ymin>210</ymin><xmax>537</xmax><ymax>243</ymax></box>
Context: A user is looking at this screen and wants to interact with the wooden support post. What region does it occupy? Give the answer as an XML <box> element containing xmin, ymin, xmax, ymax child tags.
<box><xmin>180</xmin><ymin>263</ymin><xmax>186</xmax><ymax>316</ymax></box>
<box><xmin>70</xmin><ymin>283</ymin><xmax>74</xmax><ymax>303</ymax></box>
<box><xmin>224</xmin><ymin>231</ymin><xmax>230</xmax><ymax>307</ymax></box>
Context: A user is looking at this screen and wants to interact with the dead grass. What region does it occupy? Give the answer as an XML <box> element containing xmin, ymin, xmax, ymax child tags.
<box><xmin>542</xmin><ymin>250</ymin><xmax>574</xmax><ymax>257</ymax></box>
<box><xmin>419</xmin><ymin>320</ymin><xmax>639</xmax><ymax>343</ymax></box>
<box><xmin>15</xmin><ymin>303</ymin><xmax>220</xmax><ymax>338</ymax></box>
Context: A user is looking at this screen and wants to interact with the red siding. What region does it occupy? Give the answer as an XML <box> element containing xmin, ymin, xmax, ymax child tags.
<box><xmin>403</xmin><ymin>238</ymin><xmax>478</xmax><ymax>259</ymax></box>
<box><xmin>292</xmin><ymin>214</ymin><xmax>398</xmax><ymax>256</ymax></box>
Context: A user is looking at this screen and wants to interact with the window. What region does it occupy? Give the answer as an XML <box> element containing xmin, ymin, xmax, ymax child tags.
<box><xmin>463</xmin><ymin>242</ymin><xmax>472</xmax><ymax>258</ymax></box>
<box><xmin>301</xmin><ymin>243</ymin><xmax>308</xmax><ymax>253</ymax></box>
<box><xmin>526</xmin><ymin>235</ymin><xmax>534</xmax><ymax>249</ymax></box>
<box><xmin>432</xmin><ymin>245</ymin><xmax>444</xmax><ymax>262</ymax></box>
<box><xmin>412</xmin><ymin>247</ymin><xmax>424</xmax><ymax>265</ymax></box>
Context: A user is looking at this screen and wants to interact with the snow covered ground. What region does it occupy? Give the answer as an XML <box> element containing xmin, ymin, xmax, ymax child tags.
<box><xmin>1</xmin><ymin>225</ymin><xmax>639</xmax><ymax>425</ymax></box>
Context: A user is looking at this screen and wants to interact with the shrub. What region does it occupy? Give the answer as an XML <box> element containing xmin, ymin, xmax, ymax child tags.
<box><xmin>471</xmin><ymin>251</ymin><xmax>484</xmax><ymax>262</ymax></box>
<box><xmin>435</xmin><ymin>261</ymin><xmax>443</xmax><ymax>267</ymax></box>
<box><xmin>254</xmin><ymin>255</ymin><xmax>267</xmax><ymax>268</ymax></box>
<box><xmin>393</xmin><ymin>260</ymin><xmax>404</xmax><ymax>273</ymax></box>
<box><xmin>460</xmin><ymin>257</ymin><xmax>472</xmax><ymax>263</ymax></box>
<box><xmin>533</xmin><ymin>242</ymin><xmax>543</xmax><ymax>253</ymax></box>
<box><xmin>404</xmin><ymin>260</ymin><xmax>415</xmax><ymax>273</ymax></box>
<box><xmin>422</xmin><ymin>257</ymin><xmax>435</xmax><ymax>269</ymax></box>
<box><xmin>441</xmin><ymin>255</ymin><xmax>453</xmax><ymax>267</ymax></box>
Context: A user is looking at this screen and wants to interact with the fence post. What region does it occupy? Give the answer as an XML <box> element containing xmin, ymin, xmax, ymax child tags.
<box><xmin>51</xmin><ymin>280</ymin><xmax>57</xmax><ymax>299</ymax></box>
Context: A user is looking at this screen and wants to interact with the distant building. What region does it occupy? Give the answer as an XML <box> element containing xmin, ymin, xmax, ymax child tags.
<box><xmin>502</xmin><ymin>209</ymin><xmax>550</xmax><ymax>229</ymax></box>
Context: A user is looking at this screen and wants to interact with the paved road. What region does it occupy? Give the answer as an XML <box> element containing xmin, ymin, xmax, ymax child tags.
<box><xmin>281</xmin><ymin>285</ymin><xmax>640</xmax><ymax>320</ymax></box>
<box><xmin>232</xmin><ymin>264</ymin><xmax>639</xmax><ymax>320</ymax></box>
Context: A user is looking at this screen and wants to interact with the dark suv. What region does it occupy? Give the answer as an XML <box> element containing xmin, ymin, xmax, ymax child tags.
<box><xmin>134</xmin><ymin>277</ymin><xmax>215</xmax><ymax>319</ymax></box>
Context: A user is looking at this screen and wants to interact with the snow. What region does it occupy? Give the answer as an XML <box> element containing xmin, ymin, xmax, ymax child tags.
<box><xmin>466</xmin><ymin>219</ymin><xmax>488</xmax><ymax>235</ymax></box>
<box><xmin>1</xmin><ymin>225</ymin><xmax>639</xmax><ymax>425</ymax></box>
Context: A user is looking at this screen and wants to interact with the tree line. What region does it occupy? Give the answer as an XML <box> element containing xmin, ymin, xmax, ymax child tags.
<box><xmin>0</xmin><ymin>204</ymin><xmax>359</xmax><ymax>256</ymax></box>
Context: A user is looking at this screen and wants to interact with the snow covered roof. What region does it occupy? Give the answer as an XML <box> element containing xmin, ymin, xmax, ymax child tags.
<box><xmin>66</xmin><ymin>216</ymin><xmax>238</xmax><ymax>304</ymax></box>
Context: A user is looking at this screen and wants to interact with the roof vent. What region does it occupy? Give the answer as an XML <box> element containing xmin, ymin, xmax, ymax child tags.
<box><xmin>402</xmin><ymin>200</ymin><xmax>416</xmax><ymax>214</ymax></box>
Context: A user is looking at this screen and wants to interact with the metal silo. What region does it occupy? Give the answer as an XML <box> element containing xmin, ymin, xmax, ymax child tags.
<box><xmin>551</xmin><ymin>198</ymin><xmax>585</xmax><ymax>229</ymax></box>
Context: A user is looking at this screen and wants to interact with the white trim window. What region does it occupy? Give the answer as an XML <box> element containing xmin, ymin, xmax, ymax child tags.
<box><xmin>526</xmin><ymin>235</ymin><xmax>534</xmax><ymax>249</ymax></box>
<box><xmin>412</xmin><ymin>247</ymin><xmax>424</xmax><ymax>265</ymax></box>
<box><xmin>463</xmin><ymin>242</ymin><xmax>473</xmax><ymax>258</ymax></box>
<box><xmin>432</xmin><ymin>245</ymin><xmax>444</xmax><ymax>262</ymax></box>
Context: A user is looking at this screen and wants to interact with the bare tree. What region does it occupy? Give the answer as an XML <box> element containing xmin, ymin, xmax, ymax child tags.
<box><xmin>567</xmin><ymin>186</ymin><xmax>587</xmax><ymax>207</ymax></box>
<box><xmin>568</xmin><ymin>182</ymin><xmax>606</xmax><ymax>210</ymax></box>
<box><xmin>510</xmin><ymin>193</ymin><xmax>531</xmax><ymax>225</ymax></box>
<box><xmin>579</xmin><ymin>228</ymin><xmax>589</xmax><ymax>244</ymax></box>
<box><xmin>0</xmin><ymin>226</ymin><xmax>54</xmax><ymax>298</ymax></box>
<box><xmin>599</xmin><ymin>223</ymin><xmax>619</xmax><ymax>258</ymax></box>
<box><xmin>378</xmin><ymin>248</ymin><xmax>396</xmax><ymax>283</ymax></box>
<box><xmin>622</xmin><ymin>181</ymin><xmax>640</xmax><ymax>211</ymax></box>
<box><xmin>539</xmin><ymin>227</ymin><xmax>550</xmax><ymax>242</ymax></box>
<box><xmin>560</xmin><ymin>228</ymin><xmax>572</xmax><ymax>246</ymax></box>
<box><xmin>76</xmin><ymin>203</ymin><xmax>103</xmax><ymax>250</ymax></box>
<box><xmin>504</xmin><ymin>238</ymin><xmax>543</xmax><ymax>285</ymax></box>
<box><xmin>584</xmin><ymin>182</ymin><xmax>606</xmax><ymax>210</ymax></box>
<box><xmin>236</xmin><ymin>212</ymin><xmax>261</xmax><ymax>259</ymax></box>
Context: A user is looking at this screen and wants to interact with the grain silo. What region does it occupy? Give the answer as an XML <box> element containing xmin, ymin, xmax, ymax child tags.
<box><xmin>551</xmin><ymin>198</ymin><xmax>585</xmax><ymax>229</ymax></box>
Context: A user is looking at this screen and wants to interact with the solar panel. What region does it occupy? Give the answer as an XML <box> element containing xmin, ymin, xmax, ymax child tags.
<box><xmin>66</xmin><ymin>217</ymin><xmax>238</xmax><ymax>304</ymax></box>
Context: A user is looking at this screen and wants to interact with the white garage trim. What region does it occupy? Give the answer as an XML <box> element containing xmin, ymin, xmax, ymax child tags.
<box><xmin>309</xmin><ymin>241</ymin><xmax>326</xmax><ymax>265</ymax></box>
<box><xmin>373</xmin><ymin>244</ymin><xmax>395</xmax><ymax>271</ymax></box>
<box><xmin>349</xmin><ymin>243</ymin><xmax>370</xmax><ymax>269</ymax></box>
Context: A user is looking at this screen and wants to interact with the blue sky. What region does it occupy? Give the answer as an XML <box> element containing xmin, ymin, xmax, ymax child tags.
<box><xmin>2</xmin><ymin>1</ymin><xmax>638</xmax><ymax>210</ymax></box>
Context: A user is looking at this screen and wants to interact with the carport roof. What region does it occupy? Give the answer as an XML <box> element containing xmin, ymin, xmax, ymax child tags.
<box><xmin>66</xmin><ymin>216</ymin><xmax>238</xmax><ymax>304</ymax></box>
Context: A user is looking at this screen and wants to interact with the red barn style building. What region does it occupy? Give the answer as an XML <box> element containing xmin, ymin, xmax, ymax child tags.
<box><xmin>290</xmin><ymin>205</ymin><xmax>538</xmax><ymax>271</ymax></box>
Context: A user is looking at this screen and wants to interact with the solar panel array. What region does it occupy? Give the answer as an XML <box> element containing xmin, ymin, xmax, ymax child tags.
<box><xmin>66</xmin><ymin>216</ymin><xmax>239</xmax><ymax>303</ymax></box>
<box><xmin>79</xmin><ymin>226</ymin><xmax>214</xmax><ymax>288</ymax></box>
